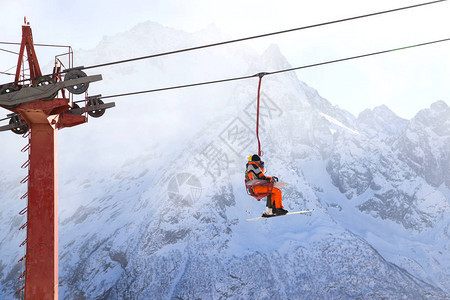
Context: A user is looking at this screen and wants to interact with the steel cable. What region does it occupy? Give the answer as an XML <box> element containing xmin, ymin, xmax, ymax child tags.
<box><xmin>81</xmin><ymin>0</ymin><xmax>447</xmax><ymax>71</ymax></box>
<box><xmin>99</xmin><ymin>37</ymin><xmax>449</xmax><ymax>100</ymax></box>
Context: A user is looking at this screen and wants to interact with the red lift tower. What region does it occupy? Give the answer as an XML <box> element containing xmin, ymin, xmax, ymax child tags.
<box><xmin>0</xmin><ymin>21</ymin><xmax>114</xmax><ymax>299</ymax></box>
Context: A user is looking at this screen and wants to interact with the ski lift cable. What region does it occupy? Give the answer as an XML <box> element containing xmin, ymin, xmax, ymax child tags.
<box><xmin>0</xmin><ymin>48</ymin><xmax>26</xmax><ymax>76</ymax></box>
<box><xmin>0</xmin><ymin>0</ymin><xmax>445</xmax><ymax>85</ymax></box>
<box><xmin>80</xmin><ymin>0</ymin><xmax>447</xmax><ymax>71</ymax></box>
<box><xmin>99</xmin><ymin>74</ymin><xmax>256</xmax><ymax>99</ymax></box>
<box><xmin>266</xmin><ymin>38</ymin><xmax>449</xmax><ymax>76</ymax></box>
<box><xmin>0</xmin><ymin>71</ymin><xmax>15</xmax><ymax>76</ymax></box>
<box><xmin>0</xmin><ymin>42</ymin><xmax>71</xmax><ymax>48</ymax></box>
<box><xmin>0</xmin><ymin>48</ymin><xmax>20</xmax><ymax>55</ymax></box>
<box><xmin>1</xmin><ymin>57</ymin><xmax>31</xmax><ymax>77</ymax></box>
<box><xmin>1</xmin><ymin>63</ymin><xmax>28</xmax><ymax>76</ymax></box>
<box><xmin>99</xmin><ymin>37</ymin><xmax>449</xmax><ymax>100</ymax></box>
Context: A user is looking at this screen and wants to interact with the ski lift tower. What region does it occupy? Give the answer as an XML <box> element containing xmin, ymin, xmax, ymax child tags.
<box><xmin>0</xmin><ymin>19</ymin><xmax>115</xmax><ymax>299</ymax></box>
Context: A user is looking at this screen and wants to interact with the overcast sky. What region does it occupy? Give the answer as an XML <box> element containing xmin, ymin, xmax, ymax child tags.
<box><xmin>0</xmin><ymin>0</ymin><xmax>448</xmax><ymax>119</ymax></box>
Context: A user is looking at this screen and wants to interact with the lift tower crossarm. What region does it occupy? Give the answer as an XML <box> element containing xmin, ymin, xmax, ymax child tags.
<box><xmin>0</xmin><ymin>75</ymin><xmax>102</xmax><ymax>107</ymax></box>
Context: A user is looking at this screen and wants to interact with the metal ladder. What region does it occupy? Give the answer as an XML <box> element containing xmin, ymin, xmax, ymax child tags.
<box><xmin>16</xmin><ymin>128</ymin><xmax>31</xmax><ymax>299</ymax></box>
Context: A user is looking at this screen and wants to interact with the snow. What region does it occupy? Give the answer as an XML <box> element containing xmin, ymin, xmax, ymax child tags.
<box><xmin>0</xmin><ymin>21</ymin><xmax>449</xmax><ymax>299</ymax></box>
<box><xmin>320</xmin><ymin>112</ymin><xmax>360</xmax><ymax>135</ymax></box>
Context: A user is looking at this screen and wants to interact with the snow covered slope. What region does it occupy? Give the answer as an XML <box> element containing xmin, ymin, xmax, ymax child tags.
<box><xmin>0</xmin><ymin>21</ymin><xmax>449</xmax><ymax>299</ymax></box>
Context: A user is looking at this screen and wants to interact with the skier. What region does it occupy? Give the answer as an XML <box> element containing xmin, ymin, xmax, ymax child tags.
<box><xmin>245</xmin><ymin>154</ymin><xmax>288</xmax><ymax>216</ymax></box>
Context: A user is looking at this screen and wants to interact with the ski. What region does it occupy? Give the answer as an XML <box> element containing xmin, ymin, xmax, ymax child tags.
<box><xmin>246</xmin><ymin>209</ymin><xmax>314</xmax><ymax>221</ymax></box>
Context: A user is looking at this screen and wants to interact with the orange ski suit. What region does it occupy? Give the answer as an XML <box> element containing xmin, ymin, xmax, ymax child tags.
<box><xmin>253</xmin><ymin>185</ymin><xmax>283</xmax><ymax>209</ymax></box>
<box><xmin>246</xmin><ymin>161</ymin><xmax>284</xmax><ymax>209</ymax></box>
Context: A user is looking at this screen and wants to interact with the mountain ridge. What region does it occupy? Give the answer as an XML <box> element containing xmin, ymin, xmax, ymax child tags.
<box><xmin>0</xmin><ymin>21</ymin><xmax>449</xmax><ymax>299</ymax></box>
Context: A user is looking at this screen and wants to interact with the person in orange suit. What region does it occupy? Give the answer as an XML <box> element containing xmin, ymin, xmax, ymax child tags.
<box><xmin>245</xmin><ymin>154</ymin><xmax>287</xmax><ymax>216</ymax></box>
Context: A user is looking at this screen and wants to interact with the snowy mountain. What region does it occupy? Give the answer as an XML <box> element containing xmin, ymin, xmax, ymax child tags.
<box><xmin>0</xmin><ymin>21</ymin><xmax>449</xmax><ymax>299</ymax></box>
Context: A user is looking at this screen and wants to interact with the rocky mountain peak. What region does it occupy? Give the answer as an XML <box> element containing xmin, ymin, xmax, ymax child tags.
<box><xmin>0</xmin><ymin>21</ymin><xmax>448</xmax><ymax>299</ymax></box>
<box><xmin>357</xmin><ymin>104</ymin><xmax>408</xmax><ymax>138</ymax></box>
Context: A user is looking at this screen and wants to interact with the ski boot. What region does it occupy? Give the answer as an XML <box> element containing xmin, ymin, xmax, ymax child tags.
<box><xmin>273</xmin><ymin>207</ymin><xmax>288</xmax><ymax>215</ymax></box>
<box><xmin>261</xmin><ymin>207</ymin><xmax>275</xmax><ymax>217</ymax></box>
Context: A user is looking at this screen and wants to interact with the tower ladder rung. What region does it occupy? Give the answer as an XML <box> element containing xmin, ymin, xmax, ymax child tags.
<box><xmin>21</xmin><ymin>160</ymin><xmax>30</xmax><ymax>169</ymax></box>
<box><xmin>20</xmin><ymin>175</ymin><xmax>29</xmax><ymax>184</ymax></box>
<box><xmin>15</xmin><ymin>286</ymin><xmax>25</xmax><ymax>295</ymax></box>
<box><xmin>21</xmin><ymin>143</ymin><xmax>30</xmax><ymax>153</ymax></box>
<box><xmin>22</xmin><ymin>129</ymin><xmax>31</xmax><ymax>138</ymax></box>
<box><xmin>19</xmin><ymin>239</ymin><xmax>27</xmax><ymax>247</ymax></box>
<box><xmin>17</xmin><ymin>270</ymin><xmax>26</xmax><ymax>281</ymax></box>
<box><xmin>18</xmin><ymin>207</ymin><xmax>27</xmax><ymax>215</ymax></box>
<box><xmin>19</xmin><ymin>222</ymin><xmax>27</xmax><ymax>231</ymax></box>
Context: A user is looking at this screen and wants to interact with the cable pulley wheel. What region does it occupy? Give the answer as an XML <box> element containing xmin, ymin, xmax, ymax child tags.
<box><xmin>69</xmin><ymin>102</ymin><xmax>81</xmax><ymax>115</ymax></box>
<box><xmin>88</xmin><ymin>99</ymin><xmax>105</xmax><ymax>118</ymax></box>
<box><xmin>0</xmin><ymin>84</ymin><xmax>20</xmax><ymax>95</ymax></box>
<box><xmin>64</xmin><ymin>69</ymin><xmax>89</xmax><ymax>94</ymax></box>
<box><xmin>33</xmin><ymin>75</ymin><xmax>55</xmax><ymax>87</ymax></box>
<box><xmin>0</xmin><ymin>84</ymin><xmax>21</xmax><ymax>108</ymax></box>
<box><xmin>33</xmin><ymin>76</ymin><xmax>58</xmax><ymax>101</ymax></box>
<box><xmin>9</xmin><ymin>117</ymin><xmax>29</xmax><ymax>135</ymax></box>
